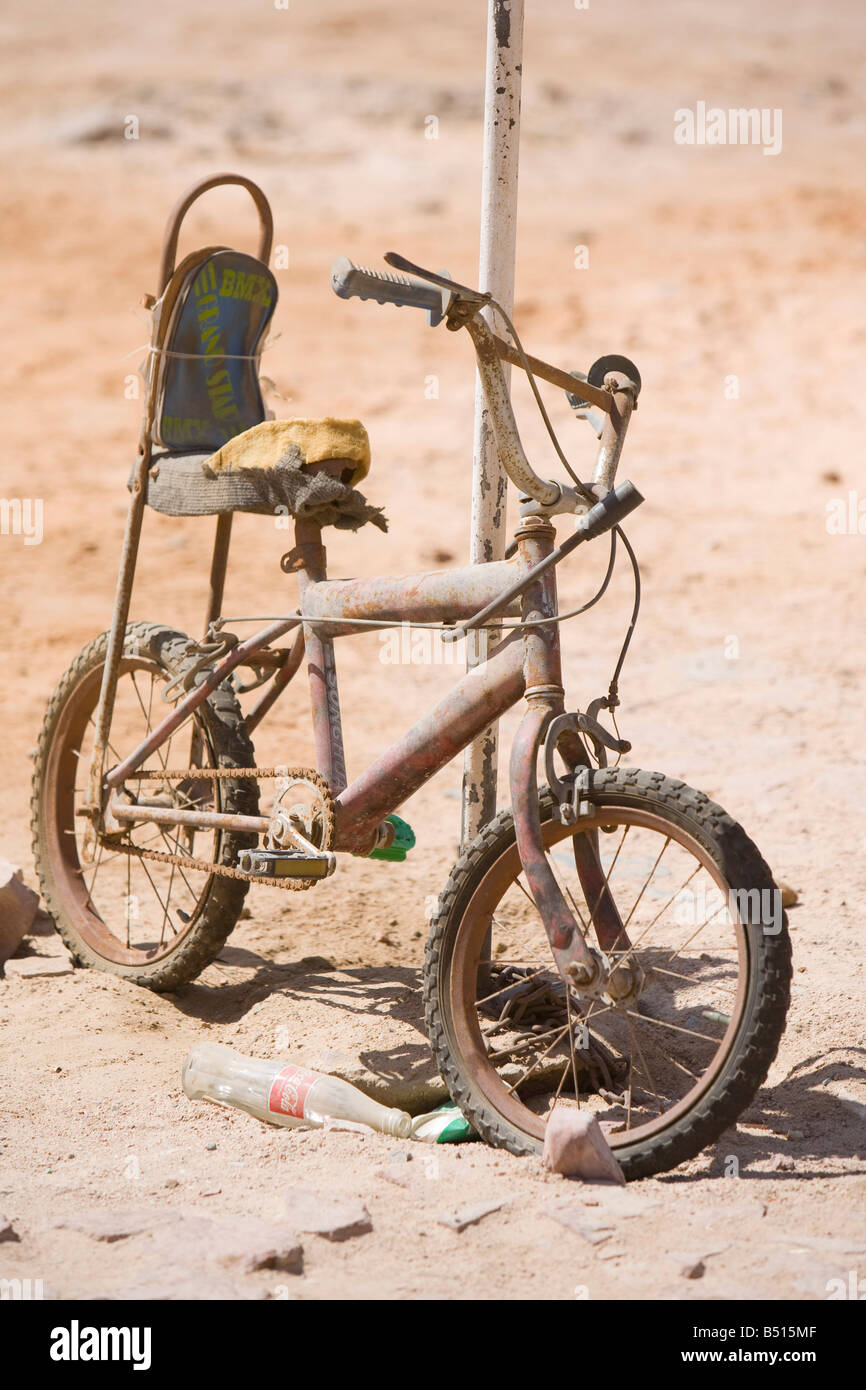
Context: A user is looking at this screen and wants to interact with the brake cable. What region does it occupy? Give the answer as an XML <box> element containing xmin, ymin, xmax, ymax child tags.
<box><xmin>484</xmin><ymin>296</ymin><xmax>642</xmax><ymax>711</ymax></box>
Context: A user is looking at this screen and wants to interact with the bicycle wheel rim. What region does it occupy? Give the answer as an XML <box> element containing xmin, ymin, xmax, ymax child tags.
<box><xmin>446</xmin><ymin>804</ymin><xmax>750</xmax><ymax>1151</ymax></box>
<box><xmin>42</xmin><ymin>655</ymin><xmax>221</xmax><ymax>967</ymax></box>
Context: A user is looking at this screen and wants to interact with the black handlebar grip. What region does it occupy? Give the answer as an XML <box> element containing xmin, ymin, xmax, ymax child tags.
<box><xmin>577</xmin><ymin>480</ymin><xmax>645</xmax><ymax>543</ymax></box>
<box><xmin>330</xmin><ymin>257</ymin><xmax>444</xmax><ymax>316</ymax></box>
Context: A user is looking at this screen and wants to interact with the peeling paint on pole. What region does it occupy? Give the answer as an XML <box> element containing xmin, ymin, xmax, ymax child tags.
<box><xmin>462</xmin><ymin>0</ymin><xmax>524</xmax><ymax>848</ymax></box>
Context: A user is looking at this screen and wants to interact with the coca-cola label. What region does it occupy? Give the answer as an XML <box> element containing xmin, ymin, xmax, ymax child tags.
<box><xmin>268</xmin><ymin>1065</ymin><xmax>317</xmax><ymax>1118</ymax></box>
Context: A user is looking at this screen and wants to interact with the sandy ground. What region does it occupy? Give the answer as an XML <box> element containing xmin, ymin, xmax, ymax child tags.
<box><xmin>1</xmin><ymin>0</ymin><xmax>865</xmax><ymax>1300</ymax></box>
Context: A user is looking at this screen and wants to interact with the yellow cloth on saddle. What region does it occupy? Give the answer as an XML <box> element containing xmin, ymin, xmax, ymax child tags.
<box><xmin>204</xmin><ymin>418</ymin><xmax>371</xmax><ymax>486</ymax></box>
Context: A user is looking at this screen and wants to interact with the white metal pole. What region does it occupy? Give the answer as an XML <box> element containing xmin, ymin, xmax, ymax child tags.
<box><xmin>461</xmin><ymin>0</ymin><xmax>524</xmax><ymax>848</ymax></box>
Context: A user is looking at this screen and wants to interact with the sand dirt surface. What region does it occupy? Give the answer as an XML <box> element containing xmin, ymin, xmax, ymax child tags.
<box><xmin>1</xmin><ymin>0</ymin><xmax>864</xmax><ymax>1300</ymax></box>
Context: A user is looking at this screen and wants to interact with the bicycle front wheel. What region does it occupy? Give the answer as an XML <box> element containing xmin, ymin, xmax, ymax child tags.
<box><xmin>424</xmin><ymin>769</ymin><xmax>791</xmax><ymax>1179</ymax></box>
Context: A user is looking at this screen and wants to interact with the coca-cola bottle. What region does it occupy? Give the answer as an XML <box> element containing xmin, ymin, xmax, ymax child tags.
<box><xmin>182</xmin><ymin>1042</ymin><xmax>413</xmax><ymax>1138</ymax></box>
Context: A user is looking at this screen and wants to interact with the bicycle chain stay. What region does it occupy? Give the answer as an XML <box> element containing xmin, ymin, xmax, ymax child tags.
<box><xmin>106</xmin><ymin>765</ymin><xmax>335</xmax><ymax>893</ymax></box>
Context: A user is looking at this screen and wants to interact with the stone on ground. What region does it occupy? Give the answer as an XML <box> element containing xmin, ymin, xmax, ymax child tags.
<box><xmin>436</xmin><ymin>1200</ymin><xmax>504</xmax><ymax>1233</ymax></box>
<box><xmin>775</xmin><ymin>879</ymin><xmax>798</xmax><ymax>907</ymax></box>
<box><xmin>544</xmin><ymin>1201</ymin><xmax>615</xmax><ymax>1244</ymax></box>
<box><xmin>0</xmin><ymin>861</ymin><xmax>39</xmax><ymax>964</ymax></box>
<box><xmin>0</xmin><ymin>1214</ymin><xmax>20</xmax><ymax>1243</ymax></box>
<box><xmin>283</xmin><ymin>1188</ymin><xmax>372</xmax><ymax>1241</ymax></box>
<box><xmin>150</xmin><ymin>1212</ymin><xmax>303</xmax><ymax>1275</ymax></box>
<box><xmin>4</xmin><ymin>955</ymin><xmax>73</xmax><ymax>979</ymax></box>
<box><xmin>51</xmin><ymin>1208</ymin><xmax>174</xmax><ymax>1242</ymax></box>
<box><xmin>542</xmin><ymin>1109</ymin><xmax>626</xmax><ymax>1184</ymax></box>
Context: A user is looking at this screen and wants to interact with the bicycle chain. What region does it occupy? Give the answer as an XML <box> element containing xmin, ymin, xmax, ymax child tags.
<box><xmin>109</xmin><ymin>765</ymin><xmax>335</xmax><ymax>893</ymax></box>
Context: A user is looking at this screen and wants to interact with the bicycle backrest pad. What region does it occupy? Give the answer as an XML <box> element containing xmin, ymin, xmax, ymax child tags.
<box><xmin>146</xmin><ymin>247</ymin><xmax>278</xmax><ymax>454</ymax></box>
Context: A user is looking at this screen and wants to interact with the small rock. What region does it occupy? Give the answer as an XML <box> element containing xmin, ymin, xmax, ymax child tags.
<box><xmin>771</xmin><ymin>1154</ymin><xmax>795</xmax><ymax>1172</ymax></box>
<box><xmin>4</xmin><ymin>956</ymin><xmax>73</xmax><ymax>980</ymax></box>
<box><xmin>787</xmin><ymin>1129</ymin><xmax>805</xmax><ymax>1141</ymax></box>
<box><xmin>283</xmin><ymin>1189</ymin><xmax>372</xmax><ymax>1241</ymax></box>
<box><xmin>437</xmin><ymin>1200</ymin><xmax>505</xmax><ymax>1233</ymax></box>
<box><xmin>199</xmin><ymin>1184</ymin><xmax>222</xmax><ymax>1197</ymax></box>
<box><xmin>146</xmin><ymin>1210</ymin><xmax>303</xmax><ymax>1276</ymax></box>
<box><xmin>544</xmin><ymin>1201</ymin><xmax>615</xmax><ymax>1245</ymax></box>
<box><xmin>205</xmin><ymin>1143</ymin><xmax>217</xmax><ymax>1151</ymax></box>
<box><xmin>0</xmin><ymin>862</ymin><xmax>39</xmax><ymax>964</ymax></box>
<box><xmin>52</xmin><ymin>1208</ymin><xmax>172</xmax><ymax>1242</ymax></box>
<box><xmin>0</xmin><ymin>1214</ymin><xmax>20</xmax><ymax>1243</ymax></box>
<box><xmin>542</xmin><ymin>1109</ymin><xmax>626</xmax><ymax>1184</ymax></box>
<box><xmin>667</xmin><ymin>1242</ymin><xmax>728</xmax><ymax>1278</ymax></box>
<box><xmin>775</xmin><ymin>880</ymin><xmax>798</xmax><ymax>908</ymax></box>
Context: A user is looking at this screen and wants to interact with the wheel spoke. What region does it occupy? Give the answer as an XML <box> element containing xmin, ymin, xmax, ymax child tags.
<box><xmin>585</xmin><ymin>823</ymin><xmax>630</xmax><ymax>921</ymax></box>
<box><xmin>475</xmin><ymin>963</ymin><xmax>554</xmax><ymax>1009</ymax></box>
<box><xmin>154</xmin><ymin>828</ymin><xmax>207</xmax><ymax>900</ymax></box>
<box><xmin>564</xmin><ymin>987</ymin><xmax>581</xmax><ymax>1109</ymax></box>
<box><xmin>663</xmin><ymin>898</ymin><xmax>731</xmax><ymax>965</ymax></box>
<box><xmin>504</xmin><ymin>1024</ymin><xmax>570</xmax><ymax>1095</ymax></box>
<box><xmin>620</xmin><ymin>835</ymin><xmax>671</xmax><ymax>934</ymax></box>
<box><xmin>625</xmin><ymin>1014</ymin><xmax>665</xmax><ymax>1112</ymax></box>
<box><xmin>652</xmin><ymin>963</ymin><xmax>736</xmax><ymax>996</ymax></box>
<box><xmin>609</xmin><ymin>861</ymin><xmax>703</xmax><ymax>967</ymax></box>
<box><xmin>623</xmin><ymin>1008</ymin><xmax>722</xmax><ymax>1046</ymax></box>
<box><xmin>487</xmin><ymin>1023</ymin><xmax>573</xmax><ymax>1062</ymax></box>
<box><xmin>131</xmin><ymin>847</ymin><xmax>177</xmax><ymax>937</ymax></box>
<box><xmin>159</xmin><ymin>859</ymin><xmax>178</xmax><ymax>948</ymax></box>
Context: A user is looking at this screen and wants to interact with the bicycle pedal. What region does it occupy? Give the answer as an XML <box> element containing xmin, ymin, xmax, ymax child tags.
<box><xmin>369</xmin><ymin>813</ymin><xmax>416</xmax><ymax>862</ymax></box>
<box><xmin>237</xmin><ymin>848</ymin><xmax>332</xmax><ymax>880</ymax></box>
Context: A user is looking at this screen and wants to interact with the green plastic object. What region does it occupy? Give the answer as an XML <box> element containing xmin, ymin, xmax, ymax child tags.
<box><xmin>369</xmin><ymin>813</ymin><xmax>416</xmax><ymax>862</ymax></box>
<box><xmin>410</xmin><ymin>1104</ymin><xmax>478</xmax><ymax>1144</ymax></box>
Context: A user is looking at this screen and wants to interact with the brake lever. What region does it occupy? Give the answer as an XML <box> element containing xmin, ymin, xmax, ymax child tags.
<box><xmin>566</xmin><ymin>371</ymin><xmax>604</xmax><ymax>437</ymax></box>
<box><xmin>384</xmin><ymin>252</ymin><xmax>490</xmax><ymax>305</ymax></box>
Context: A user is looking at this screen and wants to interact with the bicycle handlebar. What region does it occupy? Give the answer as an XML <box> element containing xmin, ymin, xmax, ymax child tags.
<box><xmin>330</xmin><ymin>257</ymin><xmax>446</xmax><ymax>321</ymax></box>
<box><xmin>331</xmin><ymin>250</ymin><xmax>638</xmax><ymax>512</ymax></box>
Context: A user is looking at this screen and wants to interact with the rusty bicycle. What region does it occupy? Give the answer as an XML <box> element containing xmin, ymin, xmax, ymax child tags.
<box><xmin>32</xmin><ymin>175</ymin><xmax>791</xmax><ymax>1177</ymax></box>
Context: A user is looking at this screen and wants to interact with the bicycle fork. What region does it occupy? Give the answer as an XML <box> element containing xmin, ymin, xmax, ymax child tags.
<box><xmin>509</xmin><ymin>516</ymin><xmax>632</xmax><ymax>996</ymax></box>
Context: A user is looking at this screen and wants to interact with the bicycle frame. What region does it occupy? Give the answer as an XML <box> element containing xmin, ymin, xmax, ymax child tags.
<box><xmin>91</xmin><ymin>283</ymin><xmax>639</xmax><ymax>988</ymax></box>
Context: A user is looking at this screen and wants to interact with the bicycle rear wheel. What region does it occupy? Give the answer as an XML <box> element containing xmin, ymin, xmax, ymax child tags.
<box><xmin>31</xmin><ymin>622</ymin><xmax>259</xmax><ymax>990</ymax></box>
<box><xmin>424</xmin><ymin>769</ymin><xmax>791</xmax><ymax>1179</ymax></box>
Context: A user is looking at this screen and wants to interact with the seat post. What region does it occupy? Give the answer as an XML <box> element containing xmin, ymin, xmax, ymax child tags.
<box><xmin>294</xmin><ymin>514</ymin><xmax>348</xmax><ymax>795</ymax></box>
<box><xmin>202</xmin><ymin>512</ymin><xmax>233</xmax><ymax>638</ymax></box>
